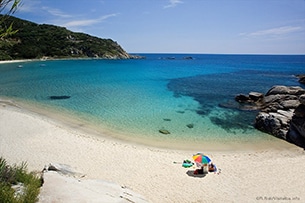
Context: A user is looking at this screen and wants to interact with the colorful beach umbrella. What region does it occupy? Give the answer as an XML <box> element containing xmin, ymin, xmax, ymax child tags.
<box><xmin>192</xmin><ymin>153</ymin><xmax>211</xmax><ymax>166</ymax></box>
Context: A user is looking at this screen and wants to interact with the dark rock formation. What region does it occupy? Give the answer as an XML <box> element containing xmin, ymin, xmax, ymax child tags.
<box><xmin>296</xmin><ymin>74</ymin><xmax>305</xmax><ymax>85</ymax></box>
<box><xmin>163</xmin><ymin>118</ymin><xmax>171</xmax><ymax>121</ymax></box>
<box><xmin>186</xmin><ymin>124</ymin><xmax>194</xmax><ymax>128</ymax></box>
<box><xmin>235</xmin><ymin>92</ymin><xmax>264</xmax><ymax>103</ymax></box>
<box><xmin>235</xmin><ymin>85</ymin><xmax>305</xmax><ymax>149</ymax></box>
<box><xmin>234</xmin><ymin>92</ymin><xmax>264</xmax><ymax>110</ymax></box>
<box><xmin>48</xmin><ymin>96</ymin><xmax>71</xmax><ymax>100</ymax></box>
<box><xmin>159</xmin><ymin>129</ymin><xmax>170</xmax><ymax>134</ymax></box>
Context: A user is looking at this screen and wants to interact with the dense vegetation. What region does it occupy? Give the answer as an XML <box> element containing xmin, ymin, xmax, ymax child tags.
<box><xmin>0</xmin><ymin>157</ymin><xmax>41</xmax><ymax>203</ymax></box>
<box><xmin>0</xmin><ymin>15</ymin><xmax>136</xmax><ymax>60</ymax></box>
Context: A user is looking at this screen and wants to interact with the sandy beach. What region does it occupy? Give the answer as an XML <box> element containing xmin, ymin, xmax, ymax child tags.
<box><xmin>1</xmin><ymin>99</ymin><xmax>305</xmax><ymax>203</ymax></box>
<box><xmin>0</xmin><ymin>59</ymin><xmax>36</xmax><ymax>64</ymax></box>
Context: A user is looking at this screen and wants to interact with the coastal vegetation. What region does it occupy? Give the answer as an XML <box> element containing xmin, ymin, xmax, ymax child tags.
<box><xmin>0</xmin><ymin>15</ymin><xmax>138</xmax><ymax>60</ymax></box>
<box><xmin>0</xmin><ymin>0</ymin><xmax>20</xmax><ymax>38</ymax></box>
<box><xmin>0</xmin><ymin>157</ymin><xmax>41</xmax><ymax>203</ymax></box>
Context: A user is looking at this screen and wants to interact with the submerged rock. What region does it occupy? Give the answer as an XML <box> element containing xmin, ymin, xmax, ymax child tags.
<box><xmin>186</xmin><ymin>124</ymin><xmax>194</xmax><ymax>128</ymax></box>
<box><xmin>159</xmin><ymin>129</ymin><xmax>170</xmax><ymax>134</ymax></box>
<box><xmin>183</xmin><ymin>56</ymin><xmax>193</xmax><ymax>60</ymax></box>
<box><xmin>48</xmin><ymin>96</ymin><xmax>71</xmax><ymax>100</ymax></box>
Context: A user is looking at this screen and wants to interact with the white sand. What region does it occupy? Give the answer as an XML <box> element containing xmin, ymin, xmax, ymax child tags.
<box><xmin>0</xmin><ymin>59</ymin><xmax>35</xmax><ymax>64</ymax></box>
<box><xmin>1</xmin><ymin>100</ymin><xmax>305</xmax><ymax>202</ymax></box>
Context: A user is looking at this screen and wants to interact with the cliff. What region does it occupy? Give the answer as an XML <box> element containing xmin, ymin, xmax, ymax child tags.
<box><xmin>0</xmin><ymin>15</ymin><xmax>142</xmax><ymax>60</ymax></box>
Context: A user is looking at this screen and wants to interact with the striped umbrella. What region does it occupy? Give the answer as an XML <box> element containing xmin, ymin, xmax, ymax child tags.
<box><xmin>192</xmin><ymin>153</ymin><xmax>211</xmax><ymax>167</ymax></box>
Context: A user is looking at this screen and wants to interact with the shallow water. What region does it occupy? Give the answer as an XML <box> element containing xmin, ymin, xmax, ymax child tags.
<box><xmin>1</xmin><ymin>54</ymin><xmax>304</xmax><ymax>148</ymax></box>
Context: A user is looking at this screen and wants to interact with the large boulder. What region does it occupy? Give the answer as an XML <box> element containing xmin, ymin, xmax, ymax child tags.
<box><xmin>286</xmin><ymin>103</ymin><xmax>305</xmax><ymax>148</ymax></box>
<box><xmin>249</xmin><ymin>92</ymin><xmax>264</xmax><ymax>101</ymax></box>
<box><xmin>255</xmin><ymin>112</ymin><xmax>284</xmax><ymax>138</ymax></box>
<box><xmin>299</xmin><ymin>94</ymin><xmax>305</xmax><ymax>105</ymax></box>
<box><xmin>266</xmin><ymin>85</ymin><xmax>305</xmax><ymax>96</ymax></box>
<box><xmin>290</xmin><ymin>116</ymin><xmax>305</xmax><ymax>139</ymax></box>
<box><xmin>236</xmin><ymin>85</ymin><xmax>305</xmax><ymax>149</ymax></box>
<box><xmin>280</xmin><ymin>100</ymin><xmax>300</xmax><ymax>109</ymax></box>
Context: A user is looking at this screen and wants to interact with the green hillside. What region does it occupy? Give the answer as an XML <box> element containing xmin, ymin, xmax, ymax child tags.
<box><xmin>0</xmin><ymin>15</ymin><xmax>140</xmax><ymax>60</ymax></box>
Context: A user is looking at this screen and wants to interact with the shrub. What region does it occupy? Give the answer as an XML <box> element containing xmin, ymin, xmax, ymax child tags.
<box><xmin>0</xmin><ymin>157</ymin><xmax>42</xmax><ymax>203</ymax></box>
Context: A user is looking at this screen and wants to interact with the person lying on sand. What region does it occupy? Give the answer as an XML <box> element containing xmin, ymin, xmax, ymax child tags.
<box><xmin>208</xmin><ymin>163</ymin><xmax>216</xmax><ymax>172</ymax></box>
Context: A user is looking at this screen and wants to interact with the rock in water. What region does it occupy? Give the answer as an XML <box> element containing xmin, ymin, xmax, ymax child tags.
<box><xmin>296</xmin><ymin>74</ymin><xmax>305</xmax><ymax>84</ymax></box>
<box><xmin>159</xmin><ymin>129</ymin><xmax>170</xmax><ymax>134</ymax></box>
<box><xmin>235</xmin><ymin>85</ymin><xmax>305</xmax><ymax>149</ymax></box>
<box><xmin>186</xmin><ymin>124</ymin><xmax>194</xmax><ymax>128</ymax></box>
<box><xmin>48</xmin><ymin>96</ymin><xmax>71</xmax><ymax>100</ymax></box>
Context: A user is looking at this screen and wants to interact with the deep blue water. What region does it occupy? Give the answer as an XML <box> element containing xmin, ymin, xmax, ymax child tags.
<box><xmin>1</xmin><ymin>54</ymin><xmax>304</xmax><ymax>144</ymax></box>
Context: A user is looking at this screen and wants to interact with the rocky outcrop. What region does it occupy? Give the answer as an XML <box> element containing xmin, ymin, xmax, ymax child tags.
<box><xmin>235</xmin><ymin>92</ymin><xmax>264</xmax><ymax>110</ymax></box>
<box><xmin>296</xmin><ymin>74</ymin><xmax>305</xmax><ymax>85</ymax></box>
<box><xmin>39</xmin><ymin>163</ymin><xmax>148</xmax><ymax>203</ymax></box>
<box><xmin>288</xmin><ymin>95</ymin><xmax>305</xmax><ymax>148</ymax></box>
<box><xmin>235</xmin><ymin>85</ymin><xmax>305</xmax><ymax>148</ymax></box>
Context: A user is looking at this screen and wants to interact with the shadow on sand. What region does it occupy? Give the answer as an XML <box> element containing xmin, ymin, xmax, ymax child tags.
<box><xmin>186</xmin><ymin>170</ymin><xmax>206</xmax><ymax>178</ymax></box>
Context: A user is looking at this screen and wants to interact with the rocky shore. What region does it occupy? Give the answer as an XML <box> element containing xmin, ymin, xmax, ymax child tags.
<box><xmin>235</xmin><ymin>76</ymin><xmax>305</xmax><ymax>149</ymax></box>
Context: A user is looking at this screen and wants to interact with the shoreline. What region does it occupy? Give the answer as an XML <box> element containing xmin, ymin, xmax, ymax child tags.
<box><xmin>1</xmin><ymin>57</ymin><xmax>303</xmax><ymax>152</ymax></box>
<box><xmin>0</xmin><ymin>59</ymin><xmax>37</xmax><ymax>64</ymax></box>
<box><xmin>1</xmin><ymin>98</ymin><xmax>305</xmax><ymax>202</ymax></box>
<box><xmin>0</xmin><ymin>54</ymin><xmax>143</xmax><ymax>65</ymax></box>
<box><xmin>0</xmin><ymin>97</ymin><xmax>296</xmax><ymax>151</ymax></box>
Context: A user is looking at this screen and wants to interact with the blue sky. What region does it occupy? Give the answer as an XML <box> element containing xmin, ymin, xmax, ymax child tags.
<box><xmin>9</xmin><ymin>0</ymin><xmax>305</xmax><ymax>54</ymax></box>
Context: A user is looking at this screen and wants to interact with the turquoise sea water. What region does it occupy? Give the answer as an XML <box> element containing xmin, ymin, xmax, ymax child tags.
<box><xmin>1</xmin><ymin>54</ymin><xmax>305</xmax><ymax>147</ymax></box>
